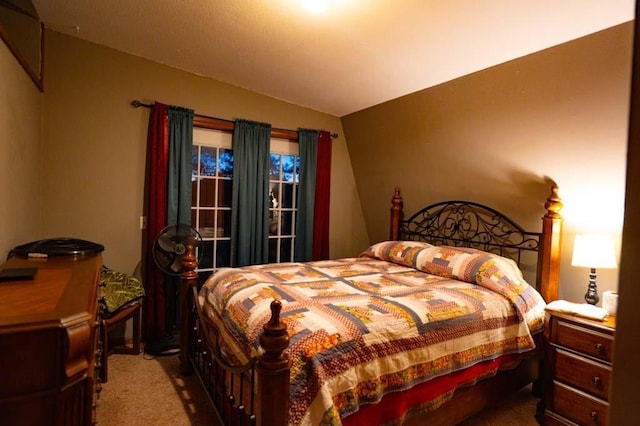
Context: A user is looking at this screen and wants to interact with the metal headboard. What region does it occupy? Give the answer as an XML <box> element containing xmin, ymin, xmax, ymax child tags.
<box><xmin>389</xmin><ymin>185</ymin><xmax>563</xmax><ymax>301</ymax></box>
<box><xmin>399</xmin><ymin>200</ymin><xmax>542</xmax><ymax>267</ymax></box>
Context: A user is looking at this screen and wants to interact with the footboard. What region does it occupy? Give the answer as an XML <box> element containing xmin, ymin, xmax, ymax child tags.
<box><xmin>179</xmin><ymin>253</ymin><xmax>290</xmax><ymax>426</ymax></box>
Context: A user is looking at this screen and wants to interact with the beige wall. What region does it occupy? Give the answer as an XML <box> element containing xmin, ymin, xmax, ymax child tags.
<box><xmin>0</xmin><ymin>38</ymin><xmax>42</xmax><ymax>259</ymax></box>
<box><xmin>41</xmin><ymin>31</ymin><xmax>368</xmax><ymax>273</ymax></box>
<box><xmin>342</xmin><ymin>23</ymin><xmax>633</xmax><ymax>304</ymax></box>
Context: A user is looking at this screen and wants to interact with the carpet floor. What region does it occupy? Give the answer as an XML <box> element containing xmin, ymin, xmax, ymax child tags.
<box><xmin>96</xmin><ymin>351</ymin><xmax>539</xmax><ymax>425</ymax></box>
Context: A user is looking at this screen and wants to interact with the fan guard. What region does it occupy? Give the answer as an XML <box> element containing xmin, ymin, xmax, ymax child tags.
<box><xmin>152</xmin><ymin>224</ymin><xmax>203</xmax><ymax>276</ymax></box>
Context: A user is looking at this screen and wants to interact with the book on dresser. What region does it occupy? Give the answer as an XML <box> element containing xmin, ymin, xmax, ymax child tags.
<box><xmin>537</xmin><ymin>308</ymin><xmax>615</xmax><ymax>426</ymax></box>
<box><xmin>0</xmin><ymin>253</ymin><xmax>103</xmax><ymax>426</ymax></box>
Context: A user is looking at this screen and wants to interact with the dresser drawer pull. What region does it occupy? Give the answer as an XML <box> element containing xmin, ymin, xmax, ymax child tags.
<box><xmin>592</xmin><ymin>376</ymin><xmax>602</xmax><ymax>388</ymax></box>
<box><xmin>595</xmin><ymin>343</ymin><xmax>604</xmax><ymax>353</ymax></box>
<box><xmin>590</xmin><ymin>410</ymin><xmax>599</xmax><ymax>423</ymax></box>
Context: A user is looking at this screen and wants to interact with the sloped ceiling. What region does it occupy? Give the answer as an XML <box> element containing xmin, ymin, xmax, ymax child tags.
<box><xmin>32</xmin><ymin>0</ymin><xmax>635</xmax><ymax>116</ymax></box>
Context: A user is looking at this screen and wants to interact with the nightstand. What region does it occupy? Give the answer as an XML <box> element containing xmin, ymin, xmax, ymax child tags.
<box><xmin>537</xmin><ymin>310</ymin><xmax>615</xmax><ymax>425</ymax></box>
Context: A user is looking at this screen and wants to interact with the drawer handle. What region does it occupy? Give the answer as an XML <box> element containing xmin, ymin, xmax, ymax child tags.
<box><xmin>591</xmin><ymin>410</ymin><xmax>599</xmax><ymax>423</ymax></box>
<box><xmin>595</xmin><ymin>343</ymin><xmax>604</xmax><ymax>353</ymax></box>
<box><xmin>592</xmin><ymin>376</ymin><xmax>602</xmax><ymax>387</ymax></box>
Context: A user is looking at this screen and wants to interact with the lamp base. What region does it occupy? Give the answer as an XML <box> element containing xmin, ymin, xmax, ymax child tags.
<box><xmin>584</xmin><ymin>269</ymin><xmax>599</xmax><ymax>305</ymax></box>
<box><xmin>584</xmin><ymin>290</ymin><xmax>599</xmax><ymax>305</ymax></box>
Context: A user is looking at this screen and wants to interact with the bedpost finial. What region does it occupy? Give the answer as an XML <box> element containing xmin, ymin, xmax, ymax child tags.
<box><xmin>544</xmin><ymin>184</ymin><xmax>563</xmax><ymax>218</ymax></box>
<box><xmin>180</xmin><ymin>242</ymin><xmax>199</xmax><ymax>281</ymax></box>
<box><xmin>259</xmin><ymin>300</ymin><xmax>290</xmax><ymax>366</ymax></box>
<box><xmin>391</xmin><ymin>187</ymin><xmax>403</xmax><ymax>210</ymax></box>
<box><xmin>390</xmin><ymin>187</ymin><xmax>404</xmax><ymax>241</ymax></box>
<box><xmin>269</xmin><ymin>299</ymin><xmax>282</xmax><ymax>326</ymax></box>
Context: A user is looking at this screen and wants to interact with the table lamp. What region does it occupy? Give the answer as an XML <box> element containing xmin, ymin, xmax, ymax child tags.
<box><xmin>571</xmin><ymin>234</ymin><xmax>617</xmax><ymax>305</ymax></box>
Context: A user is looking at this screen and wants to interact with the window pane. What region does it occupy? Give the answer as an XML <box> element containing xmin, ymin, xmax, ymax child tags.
<box><xmin>217</xmin><ymin>210</ymin><xmax>231</xmax><ymax>237</ymax></box>
<box><xmin>270</xmin><ymin>154</ymin><xmax>281</xmax><ymax>180</ymax></box>
<box><xmin>282</xmin><ymin>183</ymin><xmax>294</xmax><ymax>209</ymax></box>
<box><xmin>191</xmin><ymin>145</ymin><xmax>199</xmax><ymax>179</ymax></box>
<box><xmin>216</xmin><ymin>240</ymin><xmax>231</xmax><ymax>267</ymax></box>
<box><xmin>269</xmin><ymin>239</ymin><xmax>278</xmax><ymax>263</ymax></box>
<box><xmin>198</xmin><ymin>242</ymin><xmax>213</xmax><ymax>269</ymax></box>
<box><xmin>218</xmin><ymin>149</ymin><xmax>234</xmax><ymax>177</ymax></box>
<box><xmin>200</xmin><ymin>146</ymin><xmax>217</xmax><ymax>176</ymax></box>
<box><xmin>280</xmin><ymin>237</ymin><xmax>293</xmax><ymax>262</ymax></box>
<box><xmin>269</xmin><ymin>212</ymin><xmax>279</xmax><ymax>236</ymax></box>
<box><xmin>191</xmin><ymin>180</ymin><xmax>198</xmax><ymax>204</ymax></box>
<box><xmin>295</xmin><ymin>156</ymin><xmax>300</xmax><ymax>183</ymax></box>
<box><xmin>198</xmin><ymin>210</ymin><xmax>216</xmax><ymax>238</ymax></box>
<box><xmin>281</xmin><ymin>211</ymin><xmax>293</xmax><ymax>235</ymax></box>
<box><xmin>199</xmin><ymin>179</ymin><xmax>217</xmax><ymax>207</ymax></box>
<box><xmin>282</xmin><ymin>155</ymin><xmax>296</xmax><ymax>182</ymax></box>
<box><xmin>219</xmin><ymin>180</ymin><xmax>232</xmax><ymax>207</ymax></box>
<box><xmin>270</xmin><ymin>183</ymin><xmax>281</xmax><ymax>203</ymax></box>
<box><xmin>269</xmin><ymin>187</ymin><xmax>278</xmax><ymax>211</ymax></box>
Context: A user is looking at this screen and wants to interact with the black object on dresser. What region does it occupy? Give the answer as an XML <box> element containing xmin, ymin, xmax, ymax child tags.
<box><xmin>537</xmin><ymin>310</ymin><xmax>615</xmax><ymax>426</ymax></box>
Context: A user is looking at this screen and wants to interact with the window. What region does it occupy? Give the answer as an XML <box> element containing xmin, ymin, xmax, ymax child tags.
<box><xmin>191</xmin><ymin>128</ymin><xmax>299</xmax><ymax>278</ymax></box>
<box><xmin>268</xmin><ymin>152</ymin><xmax>300</xmax><ymax>263</ymax></box>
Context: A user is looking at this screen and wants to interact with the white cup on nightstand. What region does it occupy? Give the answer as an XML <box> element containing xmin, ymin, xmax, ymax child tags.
<box><xmin>602</xmin><ymin>290</ymin><xmax>618</xmax><ymax>316</ymax></box>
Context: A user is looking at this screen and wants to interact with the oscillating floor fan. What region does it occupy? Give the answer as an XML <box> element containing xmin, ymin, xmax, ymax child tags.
<box><xmin>147</xmin><ymin>224</ymin><xmax>202</xmax><ymax>356</ymax></box>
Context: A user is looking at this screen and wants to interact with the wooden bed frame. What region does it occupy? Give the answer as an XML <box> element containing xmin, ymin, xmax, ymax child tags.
<box><xmin>178</xmin><ymin>185</ymin><xmax>563</xmax><ymax>426</ymax></box>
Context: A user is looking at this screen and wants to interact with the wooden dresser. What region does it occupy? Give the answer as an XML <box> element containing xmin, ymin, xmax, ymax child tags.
<box><xmin>0</xmin><ymin>254</ymin><xmax>103</xmax><ymax>426</ymax></box>
<box><xmin>537</xmin><ymin>310</ymin><xmax>615</xmax><ymax>426</ymax></box>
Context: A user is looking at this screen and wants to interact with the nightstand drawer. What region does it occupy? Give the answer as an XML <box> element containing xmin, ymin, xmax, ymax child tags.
<box><xmin>551</xmin><ymin>381</ymin><xmax>609</xmax><ymax>426</ymax></box>
<box><xmin>554</xmin><ymin>319</ymin><xmax>613</xmax><ymax>363</ymax></box>
<box><xmin>554</xmin><ymin>348</ymin><xmax>611</xmax><ymax>400</ymax></box>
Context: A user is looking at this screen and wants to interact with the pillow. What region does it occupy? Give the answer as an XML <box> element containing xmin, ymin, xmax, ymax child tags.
<box><xmin>362</xmin><ymin>241</ymin><xmax>503</xmax><ymax>282</ymax></box>
<box><xmin>360</xmin><ymin>240</ymin><xmax>435</xmax><ymax>269</ymax></box>
<box><xmin>361</xmin><ymin>241</ymin><xmax>545</xmax><ymax>331</ymax></box>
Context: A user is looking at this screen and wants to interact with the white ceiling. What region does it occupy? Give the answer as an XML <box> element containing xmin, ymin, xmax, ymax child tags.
<box><xmin>32</xmin><ymin>0</ymin><xmax>635</xmax><ymax>117</ymax></box>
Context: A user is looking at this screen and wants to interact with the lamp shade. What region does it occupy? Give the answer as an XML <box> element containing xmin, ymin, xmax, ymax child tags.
<box><xmin>571</xmin><ymin>234</ymin><xmax>617</xmax><ymax>269</ymax></box>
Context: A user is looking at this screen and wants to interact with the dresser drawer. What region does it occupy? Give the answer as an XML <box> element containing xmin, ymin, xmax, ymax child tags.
<box><xmin>551</xmin><ymin>381</ymin><xmax>609</xmax><ymax>426</ymax></box>
<box><xmin>553</xmin><ymin>319</ymin><xmax>614</xmax><ymax>363</ymax></box>
<box><xmin>554</xmin><ymin>348</ymin><xmax>611</xmax><ymax>400</ymax></box>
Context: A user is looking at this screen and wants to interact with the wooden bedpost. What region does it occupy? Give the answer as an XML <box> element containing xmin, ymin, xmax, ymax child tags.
<box><xmin>179</xmin><ymin>242</ymin><xmax>199</xmax><ymax>375</ymax></box>
<box><xmin>390</xmin><ymin>187</ymin><xmax>404</xmax><ymax>240</ymax></box>
<box><xmin>537</xmin><ymin>184</ymin><xmax>563</xmax><ymax>303</ymax></box>
<box><xmin>257</xmin><ymin>300</ymin><xmax>290</xmax><ymax>426</ymax></box>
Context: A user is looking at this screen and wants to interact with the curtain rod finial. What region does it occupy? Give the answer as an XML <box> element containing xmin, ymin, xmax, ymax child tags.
<box><xmin>131</xmin><ymin>100</ymin><xmax>141</xmax><ymax>108</ymax></box>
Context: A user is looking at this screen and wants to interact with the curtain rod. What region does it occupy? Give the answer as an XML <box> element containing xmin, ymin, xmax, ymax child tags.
<box><xmin>131</xmin><ymin>100</ymin><xmax>339</xmax><ymax>140</ymax></box>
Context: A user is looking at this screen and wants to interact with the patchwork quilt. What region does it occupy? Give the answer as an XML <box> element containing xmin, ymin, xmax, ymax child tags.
<box><xmin>198</xmin><ymin>241</ymin><xmax>546</xmax><ymax>425</ymax></box>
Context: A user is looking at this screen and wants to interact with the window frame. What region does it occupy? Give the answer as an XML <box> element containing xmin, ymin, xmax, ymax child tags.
<box><xmin>192</xmin><ymin>128</ymin><xmax>300</xmax><ymax>276</ymax></box>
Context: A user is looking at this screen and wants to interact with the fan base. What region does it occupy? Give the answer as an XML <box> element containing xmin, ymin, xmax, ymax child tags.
<box><xmin>144</xmin><ymin>334</ymin><xmax>180</xmax><ymax>357</ymax></box>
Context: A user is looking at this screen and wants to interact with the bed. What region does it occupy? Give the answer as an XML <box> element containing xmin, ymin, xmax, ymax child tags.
<box><xmin>178</xmin><ymin>185</ymin><xmax>563</xmax><ymax>426</ymax></box>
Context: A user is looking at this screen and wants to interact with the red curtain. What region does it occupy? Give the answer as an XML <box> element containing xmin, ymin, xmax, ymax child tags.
<box><xmin>142</xmin><ymin>102</ymin><xmax>169</xmax><ymax>339</ymax></box>
<box><xmin>312</xmin><ymin>131</ymin><xmax>332</xmax><ymax>260</ymax></box>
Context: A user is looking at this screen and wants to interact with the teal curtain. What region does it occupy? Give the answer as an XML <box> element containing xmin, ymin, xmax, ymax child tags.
<box><xmin>167</xmin><ymin>106</ymin><xmax>194</xmax><ymax>226</ymax></box>
<box><xmin>164</xmin><ymin>106</ymin><xmax>193</xmax><ymax>335</ymax></box>
<box><xmin>295</xmin><ymin>129</ymin><xmax>319</xmax><ymax>261</ymax></box>
<box><xmin>231</xmin><ymin>119</ymin><xmax>271</xmax><ymax>266</ymax></box>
